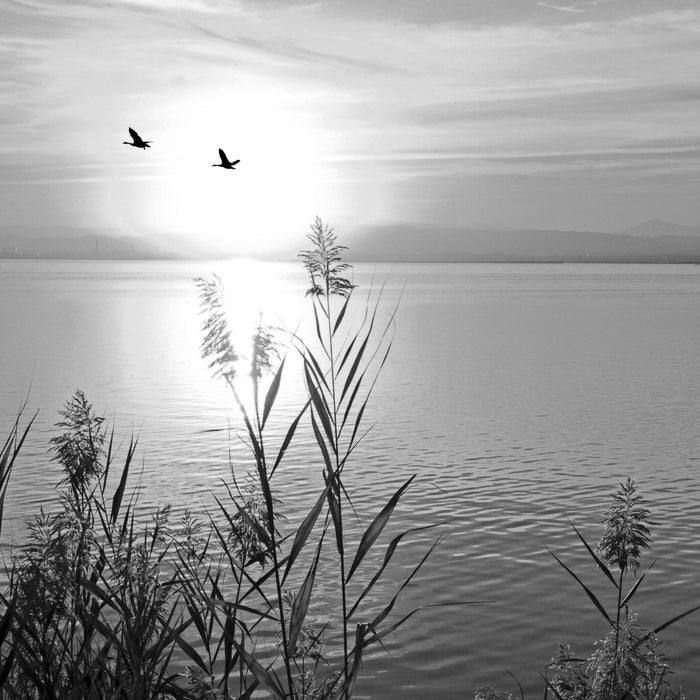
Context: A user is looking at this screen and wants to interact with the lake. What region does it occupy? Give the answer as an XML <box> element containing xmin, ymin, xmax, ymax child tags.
<box><xmin>1</xmin><ymin>259</ymin><xmax>699</xmax><ymax>697</ymax></box>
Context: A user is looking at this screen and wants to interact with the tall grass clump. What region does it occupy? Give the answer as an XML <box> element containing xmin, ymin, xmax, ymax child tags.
<box><xmin>0</xmin><ymin>218</ymin><xmax>453</xmax><ymax>697</ymax></box>
<box><xmin>0</xmin><ymin>219</ymin><xmax>461</xmax><ymax>697</ymax></box>
<box><xmin>186</xmin><ymin>217</ymin><xmax>452</xmax><ymax>698</ymax></box>
<box><xmin>480</xmin><ymin>477</ymin><xmax>698</xmax><ymax>700</ymax></box>
<box><xmin>0</xmin><ymin>390</ymin><xmax>191</xmax><ymax>698</ymax></box>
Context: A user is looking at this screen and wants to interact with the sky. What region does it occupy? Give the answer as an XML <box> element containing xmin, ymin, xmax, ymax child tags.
<box><xmin>2</xmin><ymin>0</ymin><xmax>700</xmax><ymax>256</ymax></box>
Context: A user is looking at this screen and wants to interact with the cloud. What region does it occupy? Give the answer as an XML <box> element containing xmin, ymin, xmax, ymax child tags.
<box><xmin>3</xmin><ymin>0</ymin><xmax>700</xmax><ymax>234</ymax></box>
<box><xmin>537</xmin><ymin>2</ymin><xmax>585</xmax><ymax>14</ymax></box>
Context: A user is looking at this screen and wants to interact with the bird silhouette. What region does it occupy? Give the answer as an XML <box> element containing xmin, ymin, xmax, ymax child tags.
<box><xmin>123</xmin><ymin>127</ymin><xmax>151</xmax><ymax>149</ymax></box>
<box><xmin>212</xmin><ymin>148</ymin><xmax>240</xmax><ymax>170</ymax></box>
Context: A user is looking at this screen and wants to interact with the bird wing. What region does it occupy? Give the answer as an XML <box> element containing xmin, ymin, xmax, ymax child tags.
<box><xmin>218</xmin><ymin>148</ymin><xmax>228</xmax><ymax>163</ymax></box>
<box><xmin>231</xmin><ymin>160</ymin><xmax>240</xmax><ymax>166</ymax></box>
<box><xmin>129</xmin><ymin>127</ymin><xmax>139</xmax><ymax>141</ymax></box>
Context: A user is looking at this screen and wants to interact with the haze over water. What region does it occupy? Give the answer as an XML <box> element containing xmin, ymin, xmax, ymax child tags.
<box><xmin>1</xmin><ymin>259</ymin><xmax>699</xmax><ymax>697</ymax></box>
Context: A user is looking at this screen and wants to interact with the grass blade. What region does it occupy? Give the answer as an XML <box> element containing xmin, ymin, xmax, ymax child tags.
<box><xmin>339</xmin><ymin>321</ymin><xmax>374</xmax><ymax>407</ymax></box>
<box><xmin>289</xmin><ymin>536</ymin><xmax>323</xmax><ymax>656</ymax></box>
<box><xmin>282</xmin><ymin>485</ymin><xmax>329</xmax><ymax>584</ymax></box>
<box><xmin>310</xmin><ymin>411</ymin><xmax>333</xmax><ymax>474</ymax></box>
<box><xmin>110</xmin><ymin>436</ymin><xmax>136</xmax><ymax>525</ymax></box>
<box><xmin>261</xmin><ymin>357</ymin><xmax>285</xmax><ymax>429</ymax></box>
<box><xmin>304</xmin><ymin>363</ymin><xmax>335</xmax><ymax>448</ymax></box>
<box><xmin>368</xmin><ymin>536</ymin><xmax>444</xmax><ymax>630</ymax></box>
<box><xmin>324</xmin><ymin>473</ymin><xmax>344</xmax><ymax>556</ymax></box>
<box><xmin>0</xmin><ymin>410</ymin><xmax>36</xmax><ymax>536</ymax></box>
<box><xmin>652</xmin><ymin>604</ymin><xmax>700</xmax><ymax>636</ymax></box>
<box><xmin>348</xmin><ymin>522</ymin><xmax>444</xmax><ymax>618</ymax></box>
<box><xmin>620</xmin><ymin>561</ymin><xmax>655</xmax><ymax>608</ymax></box>
<box><xmin>233</xmin><ymin>642</ymin><xmax>286</xmax><ymax>700</ymax></box>
<box><xmin>545</xmin><ymin>545</ymin><xmax>612</xmax><ymax>625</ymax></box>
<box><xmin>346</xmin><ymin>475</ymin><xmax>416</xmax><ymax>582</ymax></box>
<box><xmin>271</xmin><ymin>400</ymin><xmax>309</xmax><ymax>478</ymax></box>
<box><xmin>569</xmin><ymin>520</ymin><xmax>617</xmax><ymax>588</ymax></box>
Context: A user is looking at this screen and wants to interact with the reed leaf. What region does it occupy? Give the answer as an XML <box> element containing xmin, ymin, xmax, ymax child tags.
<box><xmin>310</xmin><ymin>411</ymin><xmax>333</xmax><ymax>474</ymax></box>
<box><xmin>346</xmin><ymin>475</ymin><xmax>416</xmax><ymax>583</ymax></box>
<box><xmin>339</xmin><ymin>320</ymin><xmax>374</xmax><ymax>407</ymax></box>
<box><xmin>347</xmin><ymin>402</ymin><xmax>370</xmax><ymax>455</ymax></box>
<box><xmin>367</xmin><ymin>536</ymin><xmax>444</xmax><ymax>630</ymax></box>
<box><xmin>651</xmin><ymin>604</ymin><xmax>700</xmax><ymax>636</ymax></box>
<box><xmin>337</xmin><ymin>333</ymin><xmax>358</xmax><ymax>376</ymax></box>
<box><xmin>348</xmin><ymin>522</ymin><xmax>444</xmax><ymax>619</ymax></box>
<box><xmin>261</xmin><ymin>357</ymin><xmax>285</xmax><ymax>429</ymax></box>
<box><xmin>282</xmin><ymin>485</ymin><xmax>329</xmax><ymax>584</ymax></box>
<box><xmin>311</xmin><ymin>298</ymin><xmax>329</xmax><ymax>356</ymax></box>
<box><xmin>0</xmin><ymin>646</ymin><xmax>15</xmax><ymax>687</ymax></box>
<box><xmin>0</xmin><ymin>595</ymin><xmax>14</xmax><ymax>646</ymax></box>
<box><xmin>0</xmin><ymin>410</ymin><xmax>35</xmax><ymax>536</ymax></box>
<box><xmin>270</xmin><ymin>401</ymin><xmax>308</xmax><ymax>478</ymax></box>
<box><xmin>506</xmin><ymin>669</ymin><xmax>526</xmax><ymax>700</ymax></box>
<box><xmin>0</xmin><ymin>596</ymin><xmax>15</xmax><ymax>686</ymax></box>
<box><xmin>331</xmin><ymin>623</ymin><xmax>368</xmax><ymax>700</ymax></box>
<box><xmin>302</xmin><ymin>347</ymin><xmax>331</xmax><ymax>394</ymax></box>
<box><xmin>81</xmin><ymin>576</ymin><xmax>124</xmax><ymax>614</ymax></box>
<box><xmin>340</xmin><ymin>340</ymin><xmax>392</xmax><ymax>436</ymax></box>
<box><xmin>324</xmin><ymin>472</ymin><xmax>344</xmax><ymax>556</ymax></box>
<box><xmin>222</xmin><ymin>610</ymin><xmax>236</xmax><ymax>682</ymax></box>
<box><xmin>213</xmin><ymin>493</ymin><xmax>274</xmax><ymax>561</ymax></box>
<box><xmin>144</xmin><ymin>614</ymin><xmax>190</xmax><ymax>664</ymax></box>
<box><xmin>620</xmin><ymin>560</ymin><xmax>655</xmax><ymax>608</ymax></box>
<box><xmin>241</xmin><ymin>411</ymin><xmax>263</xmax><ymax>463</ymax></box>
<box><xmin>202</xmin><ymin>590</ymin><xmax>279</xmax><ymax>622</ymax></box>
<box><xmin>340</xmin><ymin>366</ymin><xmax>367</xmax><ymax>434</ymax></box>
<box><xmin>569</xmin><ymin>520</ymin><xmax>617</xmax><ymax>588</ymax></box>
<box><xmin>110</xmin><ymin>436</ymin><xmax>136</xmax><ymax>525</ymax></box>
<box><xmin>364</xmin><ymin>602</ymin><xmax>464</xmax><ymax>651</ymax></box>
<box><xmin>289</xmin><ymin>537</ymin><xmax>323</xmax><ymax>656</ymax></box>
<box><xmin>237</xmin><ymin>679</ymin><xmax>261</xmax><ymax>700</ymax></box>
<box><xmin>305</xmin><ymin>363</ymin><xmax>335</xmax><ymax>448</ymax></box>
<box><xmin>545</xmin><ymin>545</ymin><xmax>612</xmax><ymax>625</ymax></box>
<box><xmin>333</xmin><ymin>293</ymin><xmax>352</xmax><ymax>336</ymax></box>
<box><xmin>174</xmin><ymin>633</ymin><xmax>208</xmax><ymax>672</ymax></box>
<box><xmin>233</xmin><ymin>642</ymin><xmax>287</xmax><ymax>700</ymax></box>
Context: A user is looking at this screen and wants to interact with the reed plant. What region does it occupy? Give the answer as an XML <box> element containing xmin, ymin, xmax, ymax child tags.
<box><xmin>186</xmin><ymin>217</ymin><xmax>450</xmax><ymax>698</ymax></box>
<box><xmin>0</xmin><ymin>389</ymin><xmax>190</xmax><ymax>698</ymax></box>
<box><xmin>479</xmin><ymin>477</ymin><xmax>699</xmax><ymax>700</ymax></box>
<box><xmin>0</xmin><ymin>219</ymin><xmax>450</xmax><ymax>698</ymax></box>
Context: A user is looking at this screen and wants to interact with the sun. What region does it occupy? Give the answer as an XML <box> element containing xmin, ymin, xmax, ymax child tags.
<box><xmin>140</xmin><ymin>80</ymin><xmax>343</xmax><ymax>258</ymax></box>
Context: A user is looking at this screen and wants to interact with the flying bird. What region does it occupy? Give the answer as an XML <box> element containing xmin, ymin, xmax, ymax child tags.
<box><xmin>123</xmin><ymin>127</ymin><xmax>151</xmax><ymax>149</ymax></box>
<box><xmin>212</xmin><ymin>148</ymin><xmax>240</xmax><ymax>170</ymax></box>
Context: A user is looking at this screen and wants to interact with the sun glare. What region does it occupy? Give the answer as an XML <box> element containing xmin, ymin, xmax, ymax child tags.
<box><xmin>147</xmin><ymin>81</ymin><xmax>342</xmax><ymax>257</ymax></box>
<box><xmin>199</xmin><ymin>257</ymin><xmax>311</xmax><ymax>406</ymax></box>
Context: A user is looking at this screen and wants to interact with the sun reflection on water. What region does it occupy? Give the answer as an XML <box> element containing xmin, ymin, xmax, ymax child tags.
<box><xmin>196</xmin><ymin>257</ymin><xmax>312</xmax><ymax>410</ymax></box>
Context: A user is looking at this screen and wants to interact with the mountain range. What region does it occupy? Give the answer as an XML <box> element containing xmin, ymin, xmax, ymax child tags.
<box><xmin>3</xmin><ymin>219</ymin><xmax>700</xmax><ymax>262</ymax></box>
<box><xmin>0</xmin><ymin>227</ymin><xmax>185</xmax><ymax>260</ymax></box>
<box><xmin>346</xmin><ymin>219</ymin><xmax>700</xmax><ymax>263</ymax></box>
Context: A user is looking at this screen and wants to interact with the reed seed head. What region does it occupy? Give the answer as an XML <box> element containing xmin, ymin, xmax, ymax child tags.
<box><xmin>299</xmin><ymin>217</ymin><xmax>355</xmax><ymax>298</ymax></box>
<box><xmin>597</xmin><ymin>476</ymin><xmax>653</xmax><ymax>576</ymax></box>
<box><xmin>195</xmin><ymin>274</ymin><xmax>239</xmax><ymax>382</ymax></box>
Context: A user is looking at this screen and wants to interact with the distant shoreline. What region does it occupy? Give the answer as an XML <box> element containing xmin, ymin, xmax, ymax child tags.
<box><xmin>3</xmin><ymin>255</ymin><xmax>700</xmax><ymax>264</ymax></box>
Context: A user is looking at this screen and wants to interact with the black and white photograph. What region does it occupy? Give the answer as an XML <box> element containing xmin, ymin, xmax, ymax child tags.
<box><xmin>1</xmin><ymin>1</ymin><xmax>700</xmax><ymax>697</ymax></box>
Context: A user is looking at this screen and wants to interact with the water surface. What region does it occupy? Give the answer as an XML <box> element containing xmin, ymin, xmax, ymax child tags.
<box><xmin>1</xmin><ymin>260</ymin><xmax>699</xmax><ymax>697</ymax></box>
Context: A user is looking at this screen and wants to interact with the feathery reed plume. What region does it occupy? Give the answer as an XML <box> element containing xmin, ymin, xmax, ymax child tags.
<box><xmin>195</xmin><ymin>274</ymin><xmax>239</xmax><ymax>383</ymax></box>
<box><xmin>299</xmin><ymin>217</ymin><xmax>355</xmax><ymax>299</ymax></box>
<box><xmin>538</xmin><ymin>478</ymin><xmax>696</xmax><ymax>700</ymax></box>
<box><xmin>598</xmin><ymin>476</ymin><xmax>653</xmax><ymax>577</ymax></box>
<box><xmin>50</xmin><ymin>389</ymin><xmax>106</xmax><ymax>508</ymax></box>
